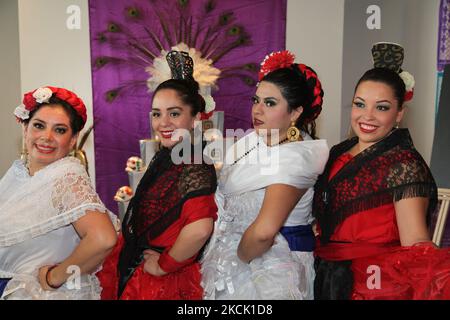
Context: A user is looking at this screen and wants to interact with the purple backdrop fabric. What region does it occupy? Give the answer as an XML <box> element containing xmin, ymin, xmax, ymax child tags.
<box><xmin>438</xmin><ymin>0</ymin><xmax>450</xmax><ymax>71</ymax></box>
<box><xmin>437</xmin><ymin>0</ymin><xmax>450</xmax><ymax>247</ymax></box>
<box><xmin>88</xmin><ymin>0</ymin><xmax>287</xmax><ymax>212</ymax></box>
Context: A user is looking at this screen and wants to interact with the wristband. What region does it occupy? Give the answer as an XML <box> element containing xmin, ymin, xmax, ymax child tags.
<box><xmin>158</xmin><ymin>250</ymin><xmax>196</xmax><ymax>273</ymax></box>
<box><xmin>45</xmin><ymin>265</ymin><xmax>63</xmax><ymax>289</ymax></box>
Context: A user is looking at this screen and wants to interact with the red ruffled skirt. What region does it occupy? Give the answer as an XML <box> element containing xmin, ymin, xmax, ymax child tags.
<box><xmin>96</xmin><ymin>236</ymin><xmax>203</xmax><ymax>300</ymax></box>
<box><xmin>351</xmin><ymin>243</ymin><xmax>450</xmax><ymax>300</ymax></box>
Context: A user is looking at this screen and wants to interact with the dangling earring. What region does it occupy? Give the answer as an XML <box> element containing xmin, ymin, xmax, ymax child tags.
<box><xmin>395</xmin><ymin>122</ymin><xmax>400</xmax><ymax>129</ymax></box>
<box><xmin>20</xmin><ymin>137</ymin><xmax>27</xmax><ymax>162</ymax></box>
<box><xmin>287</xmin><ymin>121</ymin><xmax>302</xmax><ymax>142</ymax></box>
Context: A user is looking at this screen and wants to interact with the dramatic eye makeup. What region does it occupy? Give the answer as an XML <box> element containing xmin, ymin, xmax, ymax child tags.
<box><xmin>264</xmin><ymin>98</ymin><xmax>277</xmax><ymax>107</ymax></box>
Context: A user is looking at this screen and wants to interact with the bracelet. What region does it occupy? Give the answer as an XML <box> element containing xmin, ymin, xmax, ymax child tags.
<box><xmin>45</xmin><ymin>265</ymin><xmax>63</xmax><ymax>290</ymax></box>
<box><xmin>158</xmin><ymin>250</ymin><xmax>196</xmax><ymax>273</ymax></box>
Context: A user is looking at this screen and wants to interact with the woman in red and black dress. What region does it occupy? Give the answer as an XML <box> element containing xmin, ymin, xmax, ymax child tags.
<box><xmin>313</xmin><ymin>48</ymin><xmax>450</xmax><ymax>300</ymax></box>
<box><xmin>97</xmin><ymin>51</ymin><xmax>217</xmax><ymax>300</ymax></box>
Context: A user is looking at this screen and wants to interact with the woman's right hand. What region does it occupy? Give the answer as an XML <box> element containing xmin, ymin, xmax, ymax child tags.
<box><xmin>143</xmin><ymin>250</ymin><xmax>167</xmax><ymax>276</ymax></box>
<box><xmin>38</xmin><ymin>265</ymin><xmax>61</xmax><ymax>291</ymax></box>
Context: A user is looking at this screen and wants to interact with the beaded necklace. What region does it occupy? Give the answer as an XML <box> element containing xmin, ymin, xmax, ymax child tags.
<box><xmin>230</xmin><ymin>137</ymin><xmax>289</xmax><ymax>166</ymax></box>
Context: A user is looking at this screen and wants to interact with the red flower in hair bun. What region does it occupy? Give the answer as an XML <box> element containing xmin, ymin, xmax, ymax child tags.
<box><xmin>258</xmin><ymin>51</ymin><xmax>324</xmax><ymax>122</ymax></box>
<box><xmin>404</xmin><ymin>89</ymin><xmax>414</xmax><ymax>102</ymax></box>
<box><xmin>258</xmin><ymin>50</ymin><xmax>296</xmax><ymax>81</ymax></box>
<box><xmin>297</xmin><ymin>63</ymin><xmax>324</xmax><ymax>121</ymax></box>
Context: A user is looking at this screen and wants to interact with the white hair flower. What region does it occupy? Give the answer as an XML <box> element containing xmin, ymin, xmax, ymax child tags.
<box><xmin>399</xmin><ymin>71</ymin><xmax>415</xmax><ymax>92</ymax></box>
<box><xmin>32</xmin><ymin>87</ymin><xmax>53</xmax><ymax>104</ymax></box>
<box><xmin>14</xmin><ymin>104</ymin><xmax>30</xmax><ymax>120</ymax></box>
<box><xmin>203</xmin><ymin>94</ymin><xmax>216</xmax><ymax>113</ymax></box>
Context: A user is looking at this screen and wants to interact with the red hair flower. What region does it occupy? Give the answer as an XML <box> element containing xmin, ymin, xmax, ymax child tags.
<box><xmin>398</xmin><ymin>71</ymin><xmax>415</xmax><ymax>103</ymax></box>
<box><xmin>404</xmin><ymin>89</ymin><xmax>414</xmax><ymax>102</ymax></box>
<box><xmin>258</xmin><ymin>50</ymin><xmax>296</xmax><ymax>81</ymax></box>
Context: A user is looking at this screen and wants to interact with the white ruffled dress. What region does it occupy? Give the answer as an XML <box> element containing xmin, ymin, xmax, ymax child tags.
<box><xmin>201</xmin><ymin>131</ymin><xmax>329</xmax><ymax>300</ymax></box>
<box><xmin>0</xmin><ymin>157</ymin><xmax>117</xmax><ymax>300</ymax></box>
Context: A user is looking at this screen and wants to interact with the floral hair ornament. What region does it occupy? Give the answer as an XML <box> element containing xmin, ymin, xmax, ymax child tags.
<box><xmin>399</xmin><ymin>70</ymin><xmax>415</xmax><ymax>102</ymax></box>
<box><xmin>258</xmin><ymin>50</ymin><xmax>295</xmax><ymax>81</ymax></box>
<box><xmin>258</xmin><ymin>50</ymin><xmax>324</xmax><ymax>122</ymax></box>
<box><xmin>297</xmin><ymin>63</ymin><xmax>324</xmax><ymax>121</ymax></box>
<box><xmin>371</xmin><ymin>42</ymin><xmax>415</xmax><ymax>102</ymax></box>
<box><xmin>15</xmin><ymin>86</ymin><xmax>87</xmax><ymax>128</ymax></box>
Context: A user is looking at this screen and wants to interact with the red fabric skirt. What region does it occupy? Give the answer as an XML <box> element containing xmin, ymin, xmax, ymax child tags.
<box><xmin>351</xmin><ymin>243</ymin><xmax>450</xmax><ymax>300</ymax></box>
<box><xmin>316</xmin><ymin>241</ymin><xmax>450</xmax><ymax>299</ymax></box>
<box><xmin>96</xmin><ymin>236</ymin><xmax>203</xmax><ymax>300</ymax></box>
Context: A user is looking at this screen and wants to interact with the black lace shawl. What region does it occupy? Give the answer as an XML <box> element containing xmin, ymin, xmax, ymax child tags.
<box><xmin>117</xmin><ymin>144</ymin><xmax>217</xmax><ymax>297</ymax></box>
<box><xmin>313</xmin><ymin>129</ymin><xmax>437</xmax><ymax>245</ymax></box>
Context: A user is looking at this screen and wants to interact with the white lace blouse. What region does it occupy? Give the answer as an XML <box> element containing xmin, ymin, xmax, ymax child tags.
<box><xmin>0</xmin><ymin>157</ymin><xmax>117</xmax><ymax>300</ymax></box>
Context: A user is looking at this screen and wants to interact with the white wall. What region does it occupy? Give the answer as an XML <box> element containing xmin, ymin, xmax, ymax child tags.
<box><xmin>17</xmin><ymin>0</ymin><xmax>95</xmax><ymax>179</ymax></box>
<box><xmin>0</xmin><ymin>0</ymin><xmax>22</xmax><ymax>176</ymax></box>
<box><xmin>402</xmin><ymin>0</ymin><xmax>440</xmax><ymax>163</ymax></box>
<box><xmin>340</xmin><ymin>0</ymin><xmax>408</xmax><ymax>141</ymax></box>
<box><xmin>340</xmin><ymin>0</ymin><xmax>439</xmax><ymax>163</ymax></box>
<box><xmin>287</xmin><ymin>0</ymin><xmax>345</xmax><ymax>147</ymax></box>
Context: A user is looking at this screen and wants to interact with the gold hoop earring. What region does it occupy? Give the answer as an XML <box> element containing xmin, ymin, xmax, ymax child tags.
<box><xmin>287</xmin><ymin>121</ymin><xmax>302</xmax><ymax>142</ymax></box>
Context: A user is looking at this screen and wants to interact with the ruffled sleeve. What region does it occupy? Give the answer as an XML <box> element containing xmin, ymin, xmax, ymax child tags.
<box><xmin>266</xmin><ymin>140</ymin><xmax>329</xmax><ymax>189</ymax></box>
<box><xmin>181</xmin><ymin>194</ymin><xmax>218</xmax><ymax>225</ymax></box>
<box><xmin>244</xmin><ymin>139</ymin><xmax>329</xmax><ymax>191</ymax></box>
<box><xmin>51</xmin><ymin>169</ymin><xmax>105</xmax><ymax>215</ymax></box>
<box><xmin>221</xmin><ymin>136</ymin><xmax>329</xmax><ymax>195</ymax></box>
<box><xmin>0</xmin><ymin>157</ymin><xmax>117</xmax><ymax>247</ymax></box>
<box><xmin>50</xmin><ymin>162</ymin><xmax>120</xmax><ymax>231</ymax></box>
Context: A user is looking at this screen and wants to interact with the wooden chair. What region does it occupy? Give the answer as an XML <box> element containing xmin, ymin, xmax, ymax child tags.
<box><xmin>432</xmin><ymin>188</ymin><xmax>450</xmax><ymax>247</ymax></box>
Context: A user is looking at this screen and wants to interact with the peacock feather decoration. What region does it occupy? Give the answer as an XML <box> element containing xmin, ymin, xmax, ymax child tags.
<box><xmin>93</xmin><ymin>0</ymin><xmax>258</xmax><ymax>111</ymax></box>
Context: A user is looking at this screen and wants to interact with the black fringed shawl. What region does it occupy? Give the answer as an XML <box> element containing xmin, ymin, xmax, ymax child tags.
<box><xmin>117</xmin><ymin>145</ymin><xmax>217</xmax><ymax>297</ymax></box>
<box><xmin>313</xmin><ymin>129</ymin><xmax>437</xmax><ymax>245</ymax></box>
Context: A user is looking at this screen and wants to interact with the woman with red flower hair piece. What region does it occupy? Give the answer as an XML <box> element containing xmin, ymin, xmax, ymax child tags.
<box><xmin>0</xmin><ymin>86</ymin><xmax>118</xmax><ymax>300</ymax></box>
<box><xmin>313</xmin><ymin>43</ymin><xmax>450</xmax><ymax>300</ymax></box>
<box><xmin>201</xmin><ymin>50</ymin><xmax>329</xmax><ymax>299</ymax></box>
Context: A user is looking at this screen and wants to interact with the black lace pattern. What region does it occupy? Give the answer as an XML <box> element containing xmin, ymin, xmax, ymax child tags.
<box><xmin>313</xmin><ymin>129</ymin><xmax>438</xmax><ymax>244</ymax></box>
<box><xmin>117</xmin><ymin>144</ymin><xmax>217</xmax><ymax>298</ymax></box>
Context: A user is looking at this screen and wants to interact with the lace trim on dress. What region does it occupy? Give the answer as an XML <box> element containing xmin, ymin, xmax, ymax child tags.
<box><xmin>0</xmin><ymin>204</ymin><xmax>107</xmax><ymax>247</ymax></box>
<box><xmin>12</xmin><ymin>160</ymin><xmax>30</xmax><ymax>181</ymax></box>
<box><xmin>0</xmin><ymin>270</ymin><xmax>15</xmax><ymax>278</ymax></box>
<box><xmin>0</xmin><ymin>156</ymin><xmax>118</xmax><ymax>247</ymax></box>
<box><xmin>1</xmin><ymin>272</ymin><xmax>102</xmax><ymax>300</ymax></box>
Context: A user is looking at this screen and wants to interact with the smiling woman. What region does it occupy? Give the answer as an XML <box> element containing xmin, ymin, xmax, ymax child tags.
<box><xmin>0</xmin><ymin>86</ymin><xmax>118</xmax><ymax>300</ymax></box>
<box><xmin>150</xmin><ymin>80</ymin><xmax>203</xmax><ymax>148</ymax></box>
<box><xmin>96</xmin><ymin>51</ymin><xmax>218</xmax><ymax>300</ymax></box>
<box><xmin>313</xmin><ymin>44</ymin><xmax>450</xmax><ymax>300</ymax></box>
<box><xmin>23</xmin><ymin>106</ymin><xmax>78</xmax><ymax>175</ymax></box>
<box><xmin>349</xmin><ymin>68</ymin><xmax>406</xmax><ymax>154</ymax></box>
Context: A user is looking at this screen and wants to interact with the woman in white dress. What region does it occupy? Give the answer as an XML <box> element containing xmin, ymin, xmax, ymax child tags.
<box><xmin>0</xmin><ymin>86</ymin><xmax>118</xmax><ymax>299</ymax></box>
<box><xmin>201</xmin><ymin>51</ymin><xmax>329</xmax><ymax>299</ymax></box>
